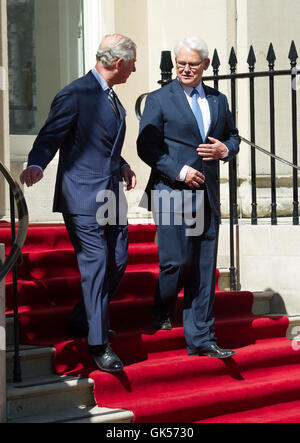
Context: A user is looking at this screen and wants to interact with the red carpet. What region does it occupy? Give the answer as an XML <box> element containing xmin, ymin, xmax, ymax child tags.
<box><xmin>2</xmin><ymin>222</ymin><xmax>300</xmax><ymax>423</ymax></box>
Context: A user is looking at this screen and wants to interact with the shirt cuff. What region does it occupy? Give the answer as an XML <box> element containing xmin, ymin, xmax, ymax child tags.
<box><xmin>28</xmin><ymin>165</ymin><xmax>43</xmax><ymax>172</ymax></box>
<box><xmin>221</xmin><ymin>147</ymin><xmax>229</xmax><ymax>159</ymax></box>
<box><xmin>176</xmin><ymin>165</ymin><xmax>189</xmax><ymax>182</ymax></box>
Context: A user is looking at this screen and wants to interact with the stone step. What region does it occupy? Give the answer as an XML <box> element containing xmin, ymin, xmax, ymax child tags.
<box><xmin>6</xmin><ymin>344</ymin><xmax>55</xmax><ymax>382</ymax></box>
<box><xmin>5</xmin><ymin>337</ymin><xmax>134</xmax><ymax>423</ymax></box>
<box><xmin>252</xmin><ymin>290</ymin><xmax>273</xmax><ymax>315</ymax></box>
<box><xmin>7</xmin><ymin>374</ymin><xmax>95</xmax><ymax>421</ymax></box>
<box><xmin>284</xmin><ymin>315</ymin><xmax>300</xmax><ymax>342</ymax></box>
<box><xmin>10</xmin><ymin>405</ymin><xmax>134</xmax><ymax>423</ymax></box>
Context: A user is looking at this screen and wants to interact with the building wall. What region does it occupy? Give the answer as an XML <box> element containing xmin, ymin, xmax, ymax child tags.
<box><xmin>0</xmin><ymin>0</ymin><xmax>9</xmax><ymax>216</ymax></box>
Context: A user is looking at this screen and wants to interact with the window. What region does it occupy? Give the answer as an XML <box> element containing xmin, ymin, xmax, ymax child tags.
<box><xmin>7</xmin><ymin>0</ymin><xmax>84</xmax><ymax>135</ymax></box>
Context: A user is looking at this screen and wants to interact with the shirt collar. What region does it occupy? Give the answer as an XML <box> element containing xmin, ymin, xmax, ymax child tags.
<box><xmin>91</xmin><ymin>67</ymin><xmax>110</xmax><ymax>92</ymax></box>
<box><xmin>181</xmin><ymin>81</ymin><xmax>206</xmax><ymax>98</ymax></box>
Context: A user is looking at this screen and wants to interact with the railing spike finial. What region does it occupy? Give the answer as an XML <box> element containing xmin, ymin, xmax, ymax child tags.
<box><xmin>229</xmin><ymin>47</ymin><xmax>238</xmax><ymax>73</ymax></box>
<box><xmin>212</xmin><ymin>49</ymin><xmax>221</xmax><ymax>71</ymax></box>
<box><xmin>267</xmin><ymin>43</ymin><xmax>276</xmax><ymax>70</ymax></box>
<box><xmin>247</xmin><ymin>45</ymin><xmax>256</xmax><ymax>71</ymax></box>
<box><xmin>288</xmin><ymin>40</ymin><xmax>298</xmax><ymax>66</ymax></box>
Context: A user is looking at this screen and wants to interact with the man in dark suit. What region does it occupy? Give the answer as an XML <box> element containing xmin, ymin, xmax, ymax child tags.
<box><xmin>137</xmin><ymin>36</ymin><xmax>240</xmax><ymax>359</ymax></box>
<box><xmin>20</xmin><ymin>34</ymin><xmax>137</xmax><ymax>372</ymax></box>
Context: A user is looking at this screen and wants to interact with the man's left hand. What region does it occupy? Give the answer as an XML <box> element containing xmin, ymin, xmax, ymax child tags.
<box><xmin>197</xmin><ymin>137</ymin><xmax>228</xmax><ymax>161</ymax></box>
<box><xmin>122</xmin><ymin>165</ymin><xmax>137</xmax><ymax>190</ymax></box>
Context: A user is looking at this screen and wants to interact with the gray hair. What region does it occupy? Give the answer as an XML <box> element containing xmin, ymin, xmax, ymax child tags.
<box><xmin>174</xmin><ymin>36</ymin><xmax>209</xmax><ymax>60</ymax></box>
<box><xmin>96</xmin><ymin>34</ymin><xmax>136</xmax><ymax>67</ymax></box>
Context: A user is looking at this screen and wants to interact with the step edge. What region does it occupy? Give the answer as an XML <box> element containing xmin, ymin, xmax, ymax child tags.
<box><xmin>7</xmin><ymin>375</ymin><xmax>94</xmax><ymax>400</ymax></box>
<box><xmin>8</xmin><ymin>406</ymin><xmax>134</xmax><ymax>424</ymax></box>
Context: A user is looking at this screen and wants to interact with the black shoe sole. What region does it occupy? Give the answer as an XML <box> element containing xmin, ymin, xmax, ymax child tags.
<box><xmin>200</xmin><ymin>351</ymin><xmax>236</xmax><ymax>359</ymax></box>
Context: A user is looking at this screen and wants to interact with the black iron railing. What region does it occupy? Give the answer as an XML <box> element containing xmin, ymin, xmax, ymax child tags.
<box><xmin>0</xmin><ymin>160</ymin><xmax>28</xmax><ymax>382</ymax></box>
<box><xmin>135</xmin><ymin>42</ymin><xmax>300</xmax><ymax>291</ymax></box>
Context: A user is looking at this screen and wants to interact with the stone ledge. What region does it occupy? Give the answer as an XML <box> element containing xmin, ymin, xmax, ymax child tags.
<box><xmin>9</xmin><ymin>405</ymin><xmax>134</xmax><ymax>424</ymax></box>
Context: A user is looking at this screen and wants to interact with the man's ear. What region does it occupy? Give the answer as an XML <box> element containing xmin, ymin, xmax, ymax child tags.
<box><xmin>204</xmin><ymin>58</ymin><xmax>211</xmax><ymax>71</ymax></box>
<box><xmin>115</xmin><ymin>58</ymin><xmax>124</xmax><ymax>70</ymax></box>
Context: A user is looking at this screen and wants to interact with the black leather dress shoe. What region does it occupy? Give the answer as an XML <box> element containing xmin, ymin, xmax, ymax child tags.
<box><xmin>89</xmin><ymin>344</ymin><xmax>124</xmax><ymax>373</ymax></box>
<box><xmin>152</xmin><ymin>318</ymin><xmax>173</xmax><ymax>331</ymax></box>
<box><xmin>199</xmin><ymin>344</ymin><xmax>236</xmax><ymax>359</ymax></box>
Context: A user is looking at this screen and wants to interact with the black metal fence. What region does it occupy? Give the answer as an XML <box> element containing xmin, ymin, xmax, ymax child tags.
<box><xmin>136</xmin><ymin>41</ymin><xmax>300</xmax><ymax>290</ymax></box>
<box><xmin>205</xmin><ymin>41</ymin><xmax>299</xmax><ymax>226</ymax></box>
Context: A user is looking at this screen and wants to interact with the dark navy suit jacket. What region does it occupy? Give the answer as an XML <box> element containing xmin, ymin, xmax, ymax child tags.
<box><xmin>137</xmin><ymin>79</ymin><xmax>240</xmax><ymax>215</ymax></box>
<box><xmin>28</xmin><ymin>71</ymin><xmax>127</xmax><ymax>215</ymax></box>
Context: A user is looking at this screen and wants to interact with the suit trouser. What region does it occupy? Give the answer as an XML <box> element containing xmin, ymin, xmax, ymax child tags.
<box><xmin>63</xmin><ymin>214</ymin><xmax>128</xmax><ymax>346</ymax></box>
<box><xmin>152</xmin><ymin>199</ymin><xmax>219</xmax><ymax>353</ymax></box>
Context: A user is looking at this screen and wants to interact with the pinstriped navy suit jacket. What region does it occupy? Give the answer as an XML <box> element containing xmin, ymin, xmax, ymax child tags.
<box><xmin>28</xmin><ymin>71</ymin><xmax>127</xmax><ymax>215</ymax></box>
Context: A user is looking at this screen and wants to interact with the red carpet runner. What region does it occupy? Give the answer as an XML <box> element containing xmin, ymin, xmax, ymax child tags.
<box><xmin>2</xmin><ymin>222</ymin><xmax>300</xmax><ymax>423</ymax></box>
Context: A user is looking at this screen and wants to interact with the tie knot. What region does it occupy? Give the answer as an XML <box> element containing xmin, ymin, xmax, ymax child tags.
<box><xmin>107</xmin><ymin>88</ymin><xmax>114</xmax><ymax>98</ymax></box>
<box><xmin>191</xmin><ymin>88</ymin><xmax>199</xmax><ymax>98</ymax></box>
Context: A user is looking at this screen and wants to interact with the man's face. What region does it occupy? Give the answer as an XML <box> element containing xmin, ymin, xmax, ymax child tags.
<box><xmin>176</xmin><ymin>45</ymin><xmax>210</xmax><ymax>88</ymax></box>
<box><xmin>116</xmin><ymin>49</ymin><xmax>136</xmax><ymax>84</ymax></box>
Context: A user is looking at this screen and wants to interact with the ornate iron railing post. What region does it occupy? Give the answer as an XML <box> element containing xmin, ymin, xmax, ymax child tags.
<box><xmin>228</xmin><ymin>47</ymin><xmax>238</xmax><ymax>290</ymax></box>
<box><xmin>247</xmin><ymin>46</ymin><xmax>258</xmax><ymax>225</ymax></box>
<box><xmin>211</xmin><ymin>50</ymin><xmax>222</xmax><ymax>224</ymax></box>
<box><xmin>267</xmin><ymin>43</ymin><xmax>278</xmax><ymax>225</ymax></box>
<box><xmin>289</xmin><ymin>40</ymin><xmax>299</xmax><ymax>225</ymax></box>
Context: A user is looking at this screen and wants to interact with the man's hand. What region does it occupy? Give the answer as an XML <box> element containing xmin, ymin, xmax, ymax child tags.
<box><xmin>20</xmin><ymin>167</ymin><xmax>44</xmax><ymax>187</ymax></box>
<box><xmin>122</xmin><ymin>165</ymin><xmax>137</xmax><ymax>191</ymax></box>
<box><xmin>197</xmin><ymin>137</ymin><xmax>228</xmax><ymax>161</ymax></box>
<box><xmin>184</xmin><ymin>166</ymin><xmax>205</xmax><ymax>189</ymax></box>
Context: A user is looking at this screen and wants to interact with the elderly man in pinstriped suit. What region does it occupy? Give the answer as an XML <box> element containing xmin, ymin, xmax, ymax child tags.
<box><xmin>20</xmin><ymin>34</ymin><xmax>137</xmax><ymax>373</ymax></box>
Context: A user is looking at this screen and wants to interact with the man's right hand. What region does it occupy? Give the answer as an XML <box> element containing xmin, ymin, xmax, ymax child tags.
<box><xmin>184</xmin><ymin>166</ymin><xmax>205</xmax><ymax>189</ymax></box>
<box><xmin>20</xmin><ymin>167</ymin><xmax>44</xmax><ymax>187</ymax></box>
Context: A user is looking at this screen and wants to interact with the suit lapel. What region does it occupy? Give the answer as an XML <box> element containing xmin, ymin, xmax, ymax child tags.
<box><xmin>203</xmin><ymin>83</ymin><xmax>219</xmax><ymax>137</ymax></box>
<box><xmin>86</xmin><ymin>71</ymin><xmax>126</xmax><ymax>156</ymax></box>
<box><xmin>87</xmin><ymin>71</ymin><xmax>122</xmax><ymax>133</ymax></box>
<box><xmin>170</xmin><ymin>79</ymin><xmax>203</xmax><ymax>142</ymax></box>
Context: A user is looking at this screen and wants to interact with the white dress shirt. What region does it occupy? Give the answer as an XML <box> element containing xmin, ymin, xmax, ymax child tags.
<box><xmin>176</xmin><ymin>81</ymin><xmax>227</xmax><ymax>182</ymax></box>
<box><xmin>176</xmin><ymin>82</ymin><xmax>210</xmax><ymax>182</ymax></box>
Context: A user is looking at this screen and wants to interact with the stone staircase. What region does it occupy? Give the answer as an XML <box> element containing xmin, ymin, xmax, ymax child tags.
<box><xmin>4</xmin><ymin>266</ymin><xmax>300</xmax><ymax>423</ymax></box>
<box><xmin>5</xmin><ymin>319</ymin><xmax>134</xmax><ymax>423</ymax></box>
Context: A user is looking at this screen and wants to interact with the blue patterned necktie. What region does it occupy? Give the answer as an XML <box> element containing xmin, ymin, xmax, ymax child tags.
<box><xmin>107</xmin><ymin>88</ymin><xmax>119</xmax><ymax>119</ymax></box>
<box><xmin>190</xmin><ymin>88</ymin><xmax>206</xmax><ymax>141</ymax></box>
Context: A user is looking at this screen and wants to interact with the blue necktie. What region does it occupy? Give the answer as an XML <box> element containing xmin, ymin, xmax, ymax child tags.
<box><xmin>191</xmin><ymin>88</ymin><xmax>206</xmax><ymax>141</ymax></box>
<box><xmin>106</xmin><ymin>88</ymin><xmax>120</xmax><ymax>120</ymax></box>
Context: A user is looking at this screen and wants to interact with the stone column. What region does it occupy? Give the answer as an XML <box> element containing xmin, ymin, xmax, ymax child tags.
<box><xmin>0</xmin><ymin>0</ymin><xmax>10</xmax><ymax>218</ymax></box>
<box><xmin>0</xmin><ymin>243</ymin><xmax>6</xmax><ymax>423</ymax></box>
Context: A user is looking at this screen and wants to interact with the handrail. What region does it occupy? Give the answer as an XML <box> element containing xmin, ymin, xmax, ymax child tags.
<box><xmin>0</xmin><ymin>161</ymin><xmax>28</xmax><ymax>281</ymax></box>
<box><xmin>0</xmin><ymin>159</ymin><xmax>28</xmax><ymax>383</ymax></box>
<box><xmin>240</xmin><ymin>136</ymin><xmax>300</xmax><ymax>172</ymax></box>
